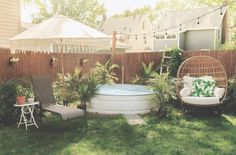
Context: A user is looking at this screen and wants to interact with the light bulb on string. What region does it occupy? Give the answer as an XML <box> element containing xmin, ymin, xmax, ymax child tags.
<box><xmin>220</xmin><ymin>7</ymin><xmax>223</xmax><ymax>15</ymax></box>
<box><xmin>179</xmin><ymin>24</ymin><xmax>182</xmax><ymax>31</ymax></box>
<box><xmin>197</xmin><ymin>17</ymin><xmax>200</xmax><ymax>25</ymax></box>
<box><xmin>153</xmin><ymin>32</ymin><xmax>156</xmax><ymax>38</ymax></box>
<box><xmin>165</xmin><ymin>29</ymin><xmax>168</xmax><ymax>36</ymax></box>
<box><xmin>143</xmin><ymin>34</ymin><xmax>146</xmax><ymax>40</ymax></box>
<box><xmin>135</xmin><ymin>35</ymin><xmax>138</xmax><ymax>40</ymax></box>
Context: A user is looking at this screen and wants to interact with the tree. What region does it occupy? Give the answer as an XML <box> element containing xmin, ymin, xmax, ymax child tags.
<box><xmin>113</xmin><ymin>6</ymin><xmax>156</xmax><ymax>22</ymax></box>
<box><xmin>155</xmin><ymin>0</ymin><xmax>196</xmax><ymax>11</ymax></box>
<box><xmin>31</xmin><ymin>0</ymin><xmax>106</xmax><ymax>28</ymax></box>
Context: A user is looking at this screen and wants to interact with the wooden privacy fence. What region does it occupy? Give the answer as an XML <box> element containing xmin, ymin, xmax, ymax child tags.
<box><xmin>0</xmin><ymin>48</ymin><xmax>110</xmax><ymax>82</ymax></box>
<box><xmin>182</xmin><ymin>50</ymin><xmax>236</xmax><ymax>78</ymax></box>
<box><xmin>0</xmin><ymin>48</ymin><xmax>236</xmax><ymax>83</ymax></box>
<box><xmin>113</xmin><ymin>50</ymin><xmax>236</xmax><ymax>83</ymax></box>
<box><xmin>113</xmin><ymin>52</ymin><xmax>162</xmax><ymax>83</ymax></box>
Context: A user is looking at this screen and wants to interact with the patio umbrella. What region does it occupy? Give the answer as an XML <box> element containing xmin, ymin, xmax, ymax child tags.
<box><xmin>10</xmin><ymin>15</ymin><xmax>110</xmax><ymax>53</ymax></box>
<box><xmin>10</xmin><ymin>15</ymin><xmax>110</xmax><ymax>99</ymax></box>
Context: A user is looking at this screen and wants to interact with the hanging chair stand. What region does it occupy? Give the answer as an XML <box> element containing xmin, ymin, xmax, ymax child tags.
<box><xmin>177</xmin><ymin>55</ymin><xmax>228</xmax><ymax>107</ymax></box>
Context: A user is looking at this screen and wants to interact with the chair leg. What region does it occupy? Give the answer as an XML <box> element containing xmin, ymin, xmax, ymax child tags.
<box><xmin>39</xmin><ymin>108</ymin><xmax>43</xmax><ymax>126</ymax></box>
<box><xmin>84</xmin><ymin>115</ymin><xmax>88</xmax><ymax>129</ymax></box>
<box><xmin>214</xmin><ymin>106</ymin><xmax>222</xmax><ymax>116</ymax></box>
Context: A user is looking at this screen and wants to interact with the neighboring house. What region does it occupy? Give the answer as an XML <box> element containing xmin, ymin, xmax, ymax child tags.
<box><xmin>0</xmin><ymin>0</ymin><xmax>21</xmax><ymax>48</ymax></box>
<box><xmin>153</xmin><ymin>6</ymin><xmax>228</xmax><ymax>51</ymax></box>
<box><xmin>0</xmin><ymin>1</ymin><xmax>35</xmax><ymax>48</ymax></box>
<box><xmin>229</xmin><ymin>22</ymin><xmax>236</xmax><ymax>41</ymax></box>
<box><xmin>99</xmin><ymin>15</ymin><xmax>153</xmax><ymax>52</ymax></box>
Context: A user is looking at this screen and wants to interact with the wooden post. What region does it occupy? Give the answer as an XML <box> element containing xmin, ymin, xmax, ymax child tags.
<box><xmin>121</xmin><ymin>61</ymin><xmax>125</xmax><ymax>84</ymax></box>
<box><xmin>111</xmin><ymin>31</ymin><xmax>116</xmax><ymax>62</ymax></box>
<box><xmin>60</xmin><ymin>39</ymin><xmax>66</xmax><ymax>103</ymax></box>
<box><xmin>222</xmin><ymin>0</ymin><xmax>229</xmax><ymax>43</ymax></box>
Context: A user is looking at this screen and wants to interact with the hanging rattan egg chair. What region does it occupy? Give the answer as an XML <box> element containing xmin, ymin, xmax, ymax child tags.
<box><xmin>177</xmin><ymin>55</ymin><xmax>227</xmax><ymax>107</ymax></box>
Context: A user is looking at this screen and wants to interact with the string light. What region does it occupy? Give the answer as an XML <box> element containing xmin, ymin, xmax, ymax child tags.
<box><xmin>143</xmin><ymin>34</ymin><xmax>146</xmax><ymax>40</ymax></box>
<box><xmin>114</xmin><ymin>2</ymin><xmax>234</xmax><ymax>40</ymax></box>
<box><xmin>197</xmin><ymin>17</ymin><xmax>200</xmax><ymax>25</ymax></box>
<box><xmin>179</xmin><ymin>24</ymin><xmax>182</xmax><ymax>31</ymax></box>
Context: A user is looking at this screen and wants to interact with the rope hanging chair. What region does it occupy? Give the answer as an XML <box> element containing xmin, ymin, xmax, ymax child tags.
<box><xmin>177</xmin><ymin>55</ymin><xmax>227</xmax><ymax>107</ymax></box>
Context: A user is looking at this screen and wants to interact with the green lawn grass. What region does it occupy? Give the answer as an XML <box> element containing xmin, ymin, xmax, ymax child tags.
<box><xmin>1</xmin><ymin>112</ymin><xmax>236</xmax><ymax>155</ymax></box>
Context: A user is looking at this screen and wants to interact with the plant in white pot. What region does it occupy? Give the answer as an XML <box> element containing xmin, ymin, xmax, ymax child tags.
<box><xmin>15</xmin><ymin>79</ymin><xmax>35</xmax><ymax>104</ymax></box>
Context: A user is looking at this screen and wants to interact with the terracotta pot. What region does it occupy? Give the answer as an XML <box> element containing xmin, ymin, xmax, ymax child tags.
<box><xmin>17</xmin><ymin>96</ymin><xmax>26</xmax><ymax>104</ymax></box>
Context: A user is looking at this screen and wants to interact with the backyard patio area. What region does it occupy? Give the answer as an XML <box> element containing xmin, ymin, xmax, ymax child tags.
<box><xmin>1</xmin><ymin>1</ymin><xmax>236</xmax><ymax>155</ymax></box>
<box><xmin>1</xmin><ymin>48</ymin><xmax>236</xmax><ymax>155</ymax></box>
<box><xmin>1</xmin><ymin>112</ymin><xmax>236</xmax><ymax>155</ymax></box>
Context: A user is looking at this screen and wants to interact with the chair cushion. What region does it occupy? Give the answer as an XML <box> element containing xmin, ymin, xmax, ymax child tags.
<box><xmin>180</xmin><ymin>88</ymin><xmax>191</xmax><ymax>97</ymax></box>
<box><xmin>182</xmin><ymin>96</ymin><xmax>220</xmax><ymax>106</ymax></box>
<box><xmin>214</xmin><ymin>87</ymin><xmax>225</xmax><ymax>99</ymax></box>
<box><xmin>43</xmin><ymin>105</ymin><xmax>84</xmax><ymax>120</ymax></box>
<box><xmin>192</xmin><ymin>76</ymin><xmax>216</xmax><ymax>97</ymax></box>
<box><xmin>183</xmin><ymin>75</ymin><xmax>194</xmax><ymax>89</ymax></box>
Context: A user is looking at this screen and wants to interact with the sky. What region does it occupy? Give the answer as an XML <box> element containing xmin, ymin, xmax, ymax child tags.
<box><xmin>21</xmin><ymin>0</ymin><xmax>159</xmax><ymax>22</ymax></box>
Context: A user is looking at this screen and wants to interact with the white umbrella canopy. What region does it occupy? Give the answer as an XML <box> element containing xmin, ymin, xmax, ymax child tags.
<box><xmin>10</xmin><ymin>15</ymin><xmax>110</xmax><ymax>53</ymax></box>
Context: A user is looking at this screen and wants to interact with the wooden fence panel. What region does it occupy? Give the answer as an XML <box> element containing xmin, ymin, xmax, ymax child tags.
<box><xmin>114</xmin><ymin>52</ymin><xmax>162</xmax><ymax>83</ymax></box>
<box><xmin>182</xmin><ymin>50</ymin><xmax>236</xmax><ymax>77</ymax></box>
<box><xmin>0</xmin><ymin>49</ymin><xmax>110</xmax><ymax>82</ymax></box>
<box><xmin>0</xmin><ymin>48</ymin><xmax>235</xmax><ymax>83</ymax></box>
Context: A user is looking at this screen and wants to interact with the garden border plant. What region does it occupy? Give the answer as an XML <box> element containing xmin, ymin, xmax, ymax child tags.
<box><xmin>148</xmin><ymin>72</ymin><xmax>177</xmax><ymax>118</ymax></box>
<box><xmin>133</xmin><ymin>61</ymin><xmax>157</xmax><ymax>85</ymax></box>
<box><xmin>168</xmin><ymin>48</ymin><xmax>183</xmax><ymax>77</ymax></box>
<box><xmin>0</xmin><ymin>78</ymin><xmax>35</xmax><ymax>126</ymax></box>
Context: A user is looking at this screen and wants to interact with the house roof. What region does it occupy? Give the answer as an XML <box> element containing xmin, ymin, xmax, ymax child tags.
<box><xmin>21</xmin><ymin>22</ymin><xmax>36</xmax><ymax>30</ymax></box>
<box><xmin>99</xmin><ymin>15</ymin><xmax>149</xmax><ymax>35</ymax></box>
<box><xmin>154</xmin><ymin>6</ymin><xmax>228</xmax><ymax>33</ymax></box>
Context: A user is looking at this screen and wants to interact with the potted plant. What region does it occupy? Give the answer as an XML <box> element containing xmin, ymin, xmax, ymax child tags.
<box><xmin>26</xmin><ymin>91</ymin><xmax>34</xmax><ymax>103</ymax></box>
<box><xmin>16</xmin><ymin>85</ymin><xmax>27</xmax><ymax>104</ymax></box>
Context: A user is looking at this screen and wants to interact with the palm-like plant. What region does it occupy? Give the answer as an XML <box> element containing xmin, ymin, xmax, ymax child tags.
<box><xmin>148</xmin><ymin>72</ymin><xmax>176</xmax><ymax>118</ymax></box>
<box><xmin>94</xmin><ymin>60</ymin><xmax>119</xmax><ymax>84</ymax></box>
<box><xmin>133</xmin><ymin>61</ymin><xmax>156</xmax><ymax>84</ymax></box>
<box><xmin>76</xmin><ymin>75</ymin><xmax>99</xmax><ymax>111</ymax></box>
<box><xmin>53</xmin><ymin>67</ymin><xmax>82</xmax><ymax>104</ymax></box>
<box><xmin>53</xmin><ymin>67</ymin><xmax>99</xmax><ymax>109</ymax></box>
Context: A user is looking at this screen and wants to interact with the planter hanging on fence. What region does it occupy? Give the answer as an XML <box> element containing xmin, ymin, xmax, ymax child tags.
<box><xmin>9</xmin><ymin>57</ymin><xmax>20</xmax><ymax>65</ymax></box>
<box><xmin>50</xmin><ymin>57</ymin><xmax>58</xmax><ymax>67</ymax></box>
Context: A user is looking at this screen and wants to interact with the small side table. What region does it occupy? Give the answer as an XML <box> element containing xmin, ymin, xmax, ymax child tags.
<box><xmin>14</xmin><ymin>102</ymin><xmax>39</xmax><ymax>130</ymax></box>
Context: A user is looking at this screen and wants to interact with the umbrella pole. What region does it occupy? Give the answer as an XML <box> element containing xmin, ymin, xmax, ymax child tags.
<box><xmin>60</xmin><ymin>39</ymin><xmax>66</xmax><ymax>104</ymax></box>
<box><xmin>111</xmin><ymin>31</ymin><xmax>116</xmax><ymax>63</ymax></box>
